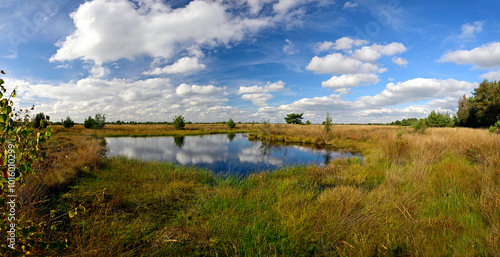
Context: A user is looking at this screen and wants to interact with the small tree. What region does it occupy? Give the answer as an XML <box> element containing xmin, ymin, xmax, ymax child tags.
<box><xmin>83</xmin><ymin>116</ymin><xmax>95</xmax><ymax>129</ymax></box>
<box><xmin>227</xmin><ymin>118</ymin><xmax>236</xmax><ymax>129</ymax></box>
<box><xmin>284</xmin><ymin>113</ymin><xmax>304</xmax><ymax>124</ymax></box>
<box><xmin>32</xmin><ymin>112</ymin><xmax>50</xmax><ymax>129</ymax></box>
<box><xmin>62</xmin><ymin>116</ymin><xmax>75</xmax><ymax>128</ymax></box>
<box><xmin>425</xmin><ymin>111</ymin><xmax>454</xmax><ymax>127</ymax></box>
<box><xmin>83</xmin><ymin>113</ymin><xmax>106</xmax><ymax>129</ymax></box>
<box><xmin>324</xmin><ymin>112</ymin><xmax>333</xmax><ymax>140</ymax></box>
<box><xmin>173</xmin><ymin>115</ymin><xmax>185</xmax><ymax>130</ymax></box>
<box><xmin>94</xmin><ymin>113</ymin><xmax>106</xmax><ymax>129</ymax></box>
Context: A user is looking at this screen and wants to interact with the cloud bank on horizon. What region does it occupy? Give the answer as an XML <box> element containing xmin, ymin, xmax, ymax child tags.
<box><xmin>1</xmin><ymin>0</ymin><xmax>499</xmax><ymax>123</ymax></box>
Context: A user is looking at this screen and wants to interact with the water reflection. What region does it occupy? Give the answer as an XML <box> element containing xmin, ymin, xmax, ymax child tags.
<box><xmin>173</xmin><ymin>136</ymin><xmax>184</xmax><ymax>148</ymax></box>
<box><xmin>105</xmin><ymin>134</ymin><xmax>362</xmax><ymax>175</ymax></box>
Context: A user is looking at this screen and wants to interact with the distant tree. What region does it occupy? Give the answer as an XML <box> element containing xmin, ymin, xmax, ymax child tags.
<box><xmin>227</xmin><ymin>118</ymin><xmax>236</xmax><ymax>129</ymax></box>
<box><xmin>173</xmin><ymin>115</ymin><xmax>185</xmax><ymax>130</ymax></box>
<box><xmin>62</xmin><ymin>116</ymin><xmax>75</xmax><ymax>128</ymax></box>
<box><xmin>471</xmin><ymin>80</ymin><xmax>500</xmax><ymax>127</ymax></box>
<box><xmin>425</xmin><ymin>111</ymin><xmax>454</xmax><ymax>127</ymax></box>
<box><xmin>324</xmin><ymin>112</ymin><xmax>333</xmax><ymax>140</ymax></box>
<box><xmin>84</xmin><ymin>113</ymin><xmax>106</xmax><ymax>129</ymax></box>
<box><xmin>456</xmin><ymin>95</ymin><xmax>475</xmax><ymax>126</ymax></box>
<box><xmin>284</xmin><ymin>113</ymin><xmax>304</xmax><ymax>124</ymax></box>
<box><xmin>83</xmin><ymin>116</ymin><xmax>95</xmax><ymax>129</ymax></box>
<box><xmin>305</xmin><ymin>120</ymin><xmax>311</xmax><ymax>125</ymax></box>
<box><xmin>94</xmin><ymin>113</ymin><xmax>106</xmax><ymax>129</ymax></box>
<box><xmin>32</xmin><ymin>112</ymin><xmax>50</xmax><ymax>129</ymax></box>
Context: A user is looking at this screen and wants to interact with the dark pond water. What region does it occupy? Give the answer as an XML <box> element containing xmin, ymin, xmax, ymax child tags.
<box><xmin>105</xmin><ymin>133</ymin><xmax>362</xmax><ymax>176</ymax></box>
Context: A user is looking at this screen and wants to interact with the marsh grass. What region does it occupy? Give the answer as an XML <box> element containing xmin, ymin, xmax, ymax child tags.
<box><xmin>22</xmin><ymin>124</ymin><xmax>500</xmax><ymax>256</ymax></box>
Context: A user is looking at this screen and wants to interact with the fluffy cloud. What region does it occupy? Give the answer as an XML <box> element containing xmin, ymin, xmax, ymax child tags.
<box><xmin>459</xmin><ymin>21</ymin><xmax>484</xmax><ymax>39</ymax></box>
<box><xmin>308</xmin><ymin>39</ymin><xmax>406</xmax><ymax>89</ymax></box>
<box><xmin>176</xmin><ymin>83</ymin><xmax>225</xmax><ymax>97</ymax></box>
<box><xmin>241</xmin><ymin>93</ymin><xmax>274</xmax><ymax>106</ymax></box>
<box><xmin>351</xmin><ymin>43</ymin><xmax>407</xmax><ymax>62</ymax></box>
<box><xmin>314</xmin><ymin>37</ymin><xmax>367</xmax><ymax>53</ymax></box>
<box><xmin>278</xmin><ymin>94</ymin><xmax>352</xmax><ymax>112</ymax></box>
<box><xmin>322</xmin><ymin>74</ymin><xmax>380</xmax><ymax>88</ymax></box>
<box><xmin>50</xmin><ymin>0</ymin><xmax>271</xmax><ymax>65</ymax></box>
<box><xmin>237</xmin><ymin>80</ymin><xmax>286</xmax><ymax>94</ymax></box>
<box><xmin>439</xmin><ymin>42</ymin><xmax>500</xmax><ymax>69</ymax></box>
<box><xmin>238</xmin><ymin>81</ymin><xmax>286</xmax><ymax>106</ymax></box>
<box><xmin>144</xmin><ymin>57</ymin><xmax>206</xmax><ymax>75</ymax></box>
<box><xmin>392</xmin><ymin>57</ymin><xmax>408</xmax><ymax>67</ymax></box>
<box><xmin>357</xmin><ymin>78</ymin><xmax>476</xmax><ymax>108</ymax></box>
<box><xmin>480</xmin><ymin>70</ymin><xmax>500</xmax><ymax>81</ymax></box>
<box><xmin>306</xmin><ymin>53</ymin><xmax>380</xmax><ymax>74</ymax></box>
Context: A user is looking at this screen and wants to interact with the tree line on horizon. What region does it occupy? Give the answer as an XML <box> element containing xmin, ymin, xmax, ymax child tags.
<box><xmin>389</xmin><ymin>80</ymin><xmax>500</xmax><ymax>132</ymax></box>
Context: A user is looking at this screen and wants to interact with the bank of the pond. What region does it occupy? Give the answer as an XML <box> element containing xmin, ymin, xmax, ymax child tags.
<box><xmin>53</xmin><ymin>123</ymin><xmax>255</xmax><ymax>138</ymax></box>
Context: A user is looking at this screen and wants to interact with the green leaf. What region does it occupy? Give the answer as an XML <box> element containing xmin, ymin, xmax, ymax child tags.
<box><xmin>50</xmin><ymin>225</ymin><xmax>57</xmax><ymax>231</ymax></box>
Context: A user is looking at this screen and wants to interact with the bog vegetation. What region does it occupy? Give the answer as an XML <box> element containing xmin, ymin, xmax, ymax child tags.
<box><xmin>2</xmin><ymin>75</ymin><xmax>500</xmax><ymax>256</ymax></box>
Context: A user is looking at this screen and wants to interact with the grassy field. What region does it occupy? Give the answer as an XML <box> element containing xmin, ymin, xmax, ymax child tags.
<box><xmin>22</xmin><ymin>124</ymin><xmax>500</xmax><ymax>256</ymax></box>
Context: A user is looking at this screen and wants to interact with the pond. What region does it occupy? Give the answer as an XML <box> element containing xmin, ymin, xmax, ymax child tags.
<box><xmin>105</xmin><ymin>133</ymin><xmax>362</xmax><ymax>176</ymax></box>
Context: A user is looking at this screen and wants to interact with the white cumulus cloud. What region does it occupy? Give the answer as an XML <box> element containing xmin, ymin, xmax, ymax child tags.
<box><xmin>392</xmin><ymin>57</ymin><xmax>408</xmax><ymax>67</ymax></box>
<box><xmin>439</xmin><ymin>42</ymin><xmax>500</xmax><ymax>69</ymax></box>
<box><xmin>322</xmin><ymin>74</ymin><xmax>380</xmax><ymax>88</ymax></box>
<box><xmin>237</xmin><ymin>80</ymin><xmax>286</xmax><ymax>94</ymax></box>
<box><xmin>50</xmin><ymin>0</ymin><xmax>271</xmax><ymax>65</ymax></box>
<box><xmin>176</xmin><ymin>83</ymin><xmax>225</xmax><ymax>97</ymax></box>
<box><xmin>241</xmin><ymin>93</ymin><xmax>274</xmax><ymax>106</ymax></box>
<box><xmin>357</xmin><ymin>78</ymin><xmax>477</xmax><ymax>109</ymax></box>
<box><xmin>144</xmin><ymin>57</ymin><xmax>206</xmax><ymax>75</ymax></box>
<box><xmin>237</xmin><ymin>81</ymin><xmax>286</xmax><ymax>106</ymax></box>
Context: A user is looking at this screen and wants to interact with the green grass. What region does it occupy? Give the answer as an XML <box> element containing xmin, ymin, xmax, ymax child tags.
<box><xmin>57</xmin><ymin>151</ymin><xmax>496</xmax><ymax>256</ymax></box>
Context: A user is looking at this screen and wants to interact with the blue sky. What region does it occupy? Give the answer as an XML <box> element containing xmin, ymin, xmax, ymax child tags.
<box><xmin>1</xmin><ymin>0</ymin><xmax>500</xmax><ymax>123</ymax></box>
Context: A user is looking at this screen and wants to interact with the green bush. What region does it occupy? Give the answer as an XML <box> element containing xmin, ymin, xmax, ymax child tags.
<box><xmin>425</xmin><ymin>111</ymin><xmax>454</xmax><ymax>127</ymax></box>
<box><xmin>62</xmin><ymin>116</ymin><xmax>75</xmax><ymax>128</ymax></box>
<box><xmin>227</xmin><ymin>118</ymin><xmax>236</xmax><ymax>129</ymax></box>
<box><xmin>32</xmin><ymin>112</ymin><xmax>50</xmax><ymax>129</ymax></box>
<box><xmin>84</xmin><ymin>113</ymin><xmax>106</xmax><ymax>129</ymax></box>
<box><xmin>489</xmin><ymin>120</ymin><xmax>500</xmax><ymax>134</ymax></box>
<box><xmin>412</xmin><ymin>119</ymin><xmax>427</xmax><ymax>133</ymax></box>
<box><xmin>173</xmin><ymin>115</ymin><xmax>185</xmax><ymax>130</ymax></box>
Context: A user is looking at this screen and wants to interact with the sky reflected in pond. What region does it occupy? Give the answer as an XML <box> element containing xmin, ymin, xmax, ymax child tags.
<box><xmin>105</xmin><ymin>133</ymin><xmax>362</xmax><ymax>176</ymax></box>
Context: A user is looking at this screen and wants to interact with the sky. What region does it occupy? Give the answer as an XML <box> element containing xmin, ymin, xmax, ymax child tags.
<box><xmin>1</xmin><ymin>0</ymin><xmax>500</xmax><ymax>124</ymax></box>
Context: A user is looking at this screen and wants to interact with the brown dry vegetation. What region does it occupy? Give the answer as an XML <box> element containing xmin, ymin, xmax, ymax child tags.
<box><xmin>53</xmin><ymin>123</ymin><xmax>254</xmax><ymax>137</ymax></box>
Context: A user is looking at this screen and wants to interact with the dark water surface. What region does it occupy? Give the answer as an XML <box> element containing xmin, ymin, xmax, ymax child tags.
<box><xmin>105</xmin><ymin>133</ymin><xmax>362</xmax><ymax>176</ymax></box>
